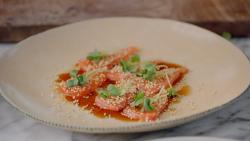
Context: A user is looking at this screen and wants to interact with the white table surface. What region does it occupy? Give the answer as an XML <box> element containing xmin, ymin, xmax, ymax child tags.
<box><xmin>0</xmin><ymin>38</ymin><xmax>250</xmax><ymax>141</ymax></box>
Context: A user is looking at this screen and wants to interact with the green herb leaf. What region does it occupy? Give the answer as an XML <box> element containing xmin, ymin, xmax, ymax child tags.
<box><xmin>135</xmin><ymin>71</ymin><xmax>143</xmax><ymax>76</ymax></box>
<box><xmin>99</xmin><ymin>90</ymin><xmax>111</xmax><ymax>98</ymax></box>
<box><xmin>132</xmin><ymin>91</ymin><xmax>145</xmax><ymax>108</ymax></box>
<box><xmin>135</xmin><ymin>91</ymin><xmax>145</xmax><ymax>100</ymax></box>
<box><xmin>67</xmin><ymin>78</ymin><xmax>79</xmax><ymax>88</ymax></box>
<box><xmin>76</xmin><ymin>73</ymin><xmax>88</xmax><ymax>86</ymax></box>
<box><xmin>136</xmin><ymin>63</ymin><xmax>157</xmax><ymax>81</ymax></box>
<box><xmin>86</xmin><ymin>49</ymin><xmax>108</xmax><ymax>63</ymax></box>
<box><xmin>98</xmin><ymin>79</ymin><xmax>134</xmax><ymax>98</ymax></box>
<box><xmin>143</xmin><ymin>74</ymin><xmax>154</xmax><ymax>81</ymax></box>
<box><xmin>141</xmin><ymin>63</ymin><xmax>156</xmax><ymax>72</ymax></box>
<box><xmin>120</xmin><ymin>60</ymin><xmax>129</xmax><ymax>72</ymax></box>
<box><xmin>67</xmin><ymin>70</ymin><xmax>89</xmax><ymax>87</ymax></box>
<box><xmin>143</xmin><ymin>98</ymin><xmax>155</xmax><ymax>111</ymax></box>
<box><xmin>120</xmin><ymin>89</ymin><xmax>126</xmax><ymax>96</ymax></box>
<box><xmin>134</xmin><ymin>98</ymin><xmax>143</xmax><ymax>107</ymax></box>
<box><xmin>222</xmin><ymin>31</ymin><xmax>232</xmax><ymax>40</ymax></box>
<box><xmin>140</xmin><ymin>105</ymin><xmax>145</xmax><ymax>112</ymax></box>
<box><xmin>70</xmin><ymin>70</ymin><xmax>78</xmax><ymax>78</ymax></box>
<box><xmin>167</xmin><ymin>87</ymin><xmax>178</xmax><ymax>97</ymax></box>
<box><xmin>143</xmin><ymin>98</ymin><xmax>151</xmax><ymax>111</ymax></box>
<box><xmin>120</xmin><ymin>60</ymin><xmax>138</xmax><ymax>72</ymax></box>
<box><xmin>142</xmin><ymin>70</ymin><xmax>156</xmax><ymax>81</ymax></box>
<box><xmin>127</xmin><ymin>65</ymin><xmax>138</xmax><ymax>72</ymax></box>
<box><xmin>148</xmin><ymin>98</ymin><xmax>156</xmax><ymax>111</ymax></box>
<box><xmin>130</xmin><ymin>54</ymin><xmax>140</xmax><ymax>63</ymax></box>
<box><xmin>107</xmin><ymin>84</ymin><xmax>120</xmax><ymax>96</ymax></box>
<box><xmin>167</xmin><ymin>88</ymin><xmax>172</xmax><ymax>94</ymax></box>
<box><xmin>172</xmin><ymin>90</ymin><xmax>178</xmax><ymax>96</ymax></box>
<box><xmin>132</xmin><ymin>91</ymin><xmax>155</xmax><ymax>112</ymax></box>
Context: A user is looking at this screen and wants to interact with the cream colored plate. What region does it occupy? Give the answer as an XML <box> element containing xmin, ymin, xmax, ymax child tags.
<box><xmin>0</xmin><ymin>18</ymin><xmax>249</xmax><ymax>133</ymax></box>
<box><xmin>149</xmin><ymin>137</ymin><xmax>238</xmax><ymax>141</ymax></box>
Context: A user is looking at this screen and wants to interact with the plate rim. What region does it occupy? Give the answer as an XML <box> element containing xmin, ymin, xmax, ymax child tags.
<box><xmin>148</xmin><ymin>136</ymin><xmax>239</xmax><ymax>141</ymax></box>
<box><xmin>0</xmin><ymin>17</ymin><xmax>250</xmax><ymax>133</ymax></box>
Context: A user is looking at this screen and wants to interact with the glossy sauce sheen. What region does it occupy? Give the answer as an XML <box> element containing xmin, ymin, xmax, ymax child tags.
<box><xmin>56</xmin><ymin>62</ymin><xmax>190</xmax><ymax>122</ymax></box>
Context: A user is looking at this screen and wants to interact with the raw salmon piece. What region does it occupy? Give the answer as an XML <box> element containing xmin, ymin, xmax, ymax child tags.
<box><xmin>123</xmin><ymin>68</ymin><xmax>188</xmax><ymax>121</ymax></box>
<box><xmin>58</xmin><ymin>72</ymin><xmax>107</xmax><ymax>99</ymax></box>
<box><xmin>123</xmin><ymin>91</ymin><xmax>168</xmax><ymax>121</ymax></box>
<box><xmin>95</xmin><ymin>80</ymin><xmax>137</xmax><ymax>111</ymax></box>
<box><xmin>107</xmin><ymin>60</ymin><xmax>163</xmax><ymax>81</ymax></box>
<box><xmin>135</xmin><ymin>67</ymin><xmax>188</xmax><ymax>95</ymax></box>
<box><xmin>79</xmin><ymin>47</ymin><xmax>139</xmax><ymax>72</ymax></box>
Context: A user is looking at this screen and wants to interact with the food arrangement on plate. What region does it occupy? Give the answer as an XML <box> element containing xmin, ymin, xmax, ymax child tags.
<box><xmin>54</xmin><ymin>46</ymin><xmax>189</xmax><ymax>122</ymax></box>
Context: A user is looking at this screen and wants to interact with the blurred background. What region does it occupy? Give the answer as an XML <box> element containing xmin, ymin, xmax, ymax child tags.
<box><xmin>0</xmin><ymin>0</ymin><xmax>250</xmax><ymax>42</ymax></box>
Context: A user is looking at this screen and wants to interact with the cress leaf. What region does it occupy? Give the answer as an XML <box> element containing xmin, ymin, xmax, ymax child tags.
<box><xmin>120</xmin><ymin>89</ymin><xmax>126</xmax><ymax>96</ymax></box>
<box><xmin>135</xmin><ymin>91</ymin><xmax>145</xmax><ymax>100</ymax></box>
<box><xmin>120</xmin><ymin>60</ymin><xmax>129</xmax><ymax>72</ymax></box>
<box><xmin>146</xmin><ymin>70</ymin><xmax>156</xmax><ymax>76</ymax></box>
<box><xmin>172</xmin><ymin>90</ymin><xmax>178</xmax><ymax>96</ymax></box>
<box><xmin>73</xmin><ymin>78</ymin><xmax>79</xmax><ymax>86</ymax></box>
<box><xmin>143</xmin><ymin>98</ymin><xmax>151</xmax><ymax>111</ymax></box>
<box><xmin>134</xmin><ymin>98</ymin><xmax>143</xmax><ymax>107</ymax></box>
<box><xmin>81</xmin><ymin>73</ymin><xmax>89</xmax><ymax>83</ymax></box>
<box><xmin>135</xmin><ymin>71</ymin><xmax>143</xmax><ymax>76</ymax></box>
<box><xmin>99</xmin><ymin>51</ymin><xmax>109</xmax><ymax>57</ymax></box>
<box><xmin>147</xmin><ymin>65</ymin><xmax>156</xmax><ymax>72</ymax></box>
<box><xmin>78</xmin><ymin>81</ymin><xmax>85</xmax><ymax>86</ymax></box>
<box><xmin>139</xmin><ymin>63</ymin><xmax>157</xmax><ymax>81</ymax></box>
<box><xmin>77</xmin><ymin>75</ymin><xmax>83</xmax><ymax>81</ymax></box>
<box><xmin>76</xmin><ymin>73</ymin><xmax>89</xmax><ymax>86</ymax></box>
<box><xmin>143</xmin><ymin>75</ymin><xmax>154</xmax><ymax>81</ymax></box>
<box><xmin>132</xmin><ymin>90</ymin><xmax>145</xmax><ymax>108</ymax></box>
<box><xmin>132</xmin><ymin>102</ymin><xmax>136</xmax><ymax>108</ymax></box>
<box><xmin>149</xmin><ymin>98</ymin><xmax>156</xmax><ymax>111</ymax></box>
<box><xmin>70</xmin><ymin>70</ymin><xmax>78</xmax><ymax>78</ymax></box>
<box><xmin>167</xmin><ymin>87</ymin><xmax>178</xmax><ymax>97</ymax></box>
<box><xmin>141</xmin><ymin>63</ymin><xmax>156</xmax><ymax>71</ymax></box>
<box><xmin>130</xmin><ymin>54</ymin><xmax>140</xmax><ymax>63</ymax></box>
<box><xmin>127</xmin><ymin>65</ymin><xmax>138</xmax><ymax>72</ymax></box>
<box><xmin>107</xmin><ymin>84</ymin><xmax>120</xmax><ymax>96</ymax></box>
<box><xmin>92</xmin><ymin>57</ymin><xmax>100</xmax><ymax>63</ymax></box>
<box><xmin>143</xmin><ymin>70</ymin><xmax>156</xmax><ymax>81</ymax></box>
<box><xmin>86</xmin><ymin>49</ymin><xmax>108</xmax><ymax>63</ymax></box>
<box><xmin>140</xmin><ymin>105</ymin><xmax>145</xmax><ymax>112</ymax></box>
<box><xmin>167</xmin><ymin>88</ymin><xmax>172</xmax><ymax>94</ymax></box>
<box><xmin>67</xmin><ymin>79</ymin><xmax>75</xmax><ymax>88</ymax></box>
<box><xmin>99</xmin><ymin>91</ymin><xmax>111</xmax><ymax>98</ymax></box>
<box><xmin>143</xmin><ymin>98</ymin><xmax>155</xmax><ymax>111</ymax></box>
<box><xmin>67</xmin><ymin>79</ymin><xmax>78</xmax><ymax>88</ymax></box>
<box><xmin>120</xmin><ymin>60</ymin><xmax>138</xmax><ymax>72</ymax></box>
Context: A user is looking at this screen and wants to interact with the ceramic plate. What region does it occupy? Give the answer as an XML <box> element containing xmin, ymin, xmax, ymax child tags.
<box><xmin>149</xmin><ymin>137</ymin><xmax>238</xmax><ymax>141</ymax></box>
<box><xmin>0</xmin><ymin>18</ymin><xmax>249</xmax><ymax>133</ymax></box>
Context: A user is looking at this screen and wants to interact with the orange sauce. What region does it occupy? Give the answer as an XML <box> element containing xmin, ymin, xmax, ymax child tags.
<box><xmin>56</xmin><ymin>62</ymin><xmax>190</xmax><ymax>122</ymax></box>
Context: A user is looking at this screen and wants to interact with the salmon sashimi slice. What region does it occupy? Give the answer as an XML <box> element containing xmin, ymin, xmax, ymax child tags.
<box><xmin>78</xmin><ymin>46</ymin><xmax>139</xmax><ymax>72</ymax></box>
<box><xmin>95</xmin><ymin>80</ymin><xmax>137</xmax><ymax>111</ymax></box>
<box><xmin>135</xmin><ymin>67</ymin><xmax>188</xmax><ymax>95</ymax></box>
<box><xmin>107</xmin><ymin>65</ymin><xmax>135</xmax><ymax>81</ymax></box>
<box><xmin>123</xmin><ymin>90</ymin><xmax>168</xmax><ymax>121</ymax></box>
<box><xmin>122</xmin><ymin>68</ymin><xmax>188</xmax><ymax>121</ymax></box>
<box><xmin>107</xmin><ymin>60</ymin><xmax>163</xmax><ymax>81</ymax></box>
<box><xmin>58</xmin><ymin>71</ymin><xmax>107</xmax><ymax>99</ymax></box>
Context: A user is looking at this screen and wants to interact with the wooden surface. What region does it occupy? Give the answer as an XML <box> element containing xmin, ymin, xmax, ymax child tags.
<box><xmin>0</xmin><ymin>0</ymin><xmax>250</xmax><ymax>42</ymax></box>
